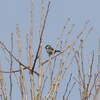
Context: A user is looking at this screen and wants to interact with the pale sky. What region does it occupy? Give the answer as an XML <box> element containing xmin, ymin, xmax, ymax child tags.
<box><xmin>0</xmin><ymin>0</ymin><xmax>100</xmax><ymax>100</ymax></box>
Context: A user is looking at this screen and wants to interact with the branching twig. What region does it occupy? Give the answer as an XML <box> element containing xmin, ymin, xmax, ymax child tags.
<box><xmin>89</xmin><ymin>73</ymin><xmax>98</xmax><ymax>97</ymax></box>
<box><xmin>66</xmin><ymin>82</ymin><xmax>76</xmax><ymax>100</ymax></box>
<box><xmin>63</xmin><ymin>73</ymin><xmax>72</xmax><ymax>100</ymax></box>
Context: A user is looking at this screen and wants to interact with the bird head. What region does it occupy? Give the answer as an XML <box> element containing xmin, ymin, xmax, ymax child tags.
<box><xmin>45</xmin><ymin>45</ymin><xmax>52</xmax><ymax>49</ymax></box>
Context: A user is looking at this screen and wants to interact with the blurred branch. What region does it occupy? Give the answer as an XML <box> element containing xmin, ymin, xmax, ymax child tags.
<box><xmin>66</xmin><ymin>82</ymin><xmax>76</xmax><ymax>100</ymax></box>
<box><xmin>41</xmin><ymin>76</ymin><xmax>48</xmax><ymax>95</ymax></box>
<box><xmin>9</xmin><ymin>33</ymin><xmax>13</xmax><ymax>100</ymax></box>
<box><xmin>89</xmin><ymin>73</ymin><xmax>98</xmax><ymax>98</ymax></box>
<box><xmin>16</xmin><ymin>24</ymin><xmax>28</xmax><ymax>100</ymax></box>
<box><xmin>85</xmin><ymin>51</ymin><xmax>94</xmax><ymax>100</ymax></box>
<box><xmin>74</xmin><ymin>50</ymin><xmax>83</xmax><ymax>85</ymax></box>
<box><xmin>63</xmin><ymin>73</ymin><xmax>72</xmax><ymax>100</ymax></box>
<box><xmin>36</xmin><ymin>45</ymin><xmax>43</xmax><ymax>100</ymax></box>
<box><xmin>80</xmin><ymin>40</ymin><xmax>85</xmax><ymax>89</ymax></box>
<box><xmin>29</xmin><ymin>0</ymin><xmax>35</xmax><ymax>99</ymax></box>
<box><xmin>51</xmin><ymin>57</ymin><xmax>57</xmax><ymax>85</ymax></box>
<box><xmin>0</xmin><ymin>64</ymin><xmax>8</xmax><ymax>100</ymax></box>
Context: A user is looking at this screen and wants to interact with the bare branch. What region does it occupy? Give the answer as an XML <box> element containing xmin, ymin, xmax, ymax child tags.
<box><xmin>66</xmin><ymin>82</ymin><xmax>76</xmax><ymax>100</ymax></box>
<box><xmin>9</xmin><ymin>33</ymin><xmax>13</xmax><ymax>100</ymax></box>
<box><xmin>0</xmin><ymin>41</ymin><xmax>38</xmax><ymax>76</ymax></box>
<box><xmin>0</xmin><ymin>41</ymin><xmax>27</xmax><ymax>68</ymax></box>
<box><xmin>63</xmin><ymin>73</ymin><xmax>72</xmax><ymax>100</ymax></box>
<box><xmin>31</xmin><ymin>1</ymin><xmax>51</xmax><ymax>74</ymax></box>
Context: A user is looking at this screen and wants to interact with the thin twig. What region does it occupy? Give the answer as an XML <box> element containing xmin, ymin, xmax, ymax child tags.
<box><xmin>51</xmin><ymin>57</ymin><xmax>57</xmax><ymax>85</ymax></box>
<box><xmin>0</xmin><ymin>68</ymin><xmax>39</xmax><ymax>76</ymax></box>
<box><xmin>41</xmin><ymin>76</ymin><xmax>48</xmax><ymax>94</ymax></box>
<box><xmin>74</xmin><ymin>50</ymin><xmax>83</xmax><ymax>86</ymax></box>
<box><xmin>31</xmin><ymin>1</ymin><xmax>51</xmax><ymax>74</ymax></box>
<box><xmin>86</xmin><ymin>51</ymin><xmax>94</xmax><ymax>100</ymax></box>
<box><xmin>89</xmin><ymin>73</ymin><xmax>98</xmax><ymax>97</ymax></box>
<box><xmin>63</xmin><ymin>73</ymin><xmax>72</xmax><ymax>100</ymax></box>
<box><xmin>66</xmin><ymin>82</ymin><xmax>76</xmax><ymax>100</ymax></box>
<box><xmin>80</xmin><ymin>39</ymin><xmax>85</xmax><ymax>89</ymax></box>
<box><xmin>9</xmin><ymin>33</ymin><xmax>13</xmax><ymax>100</ymax></box>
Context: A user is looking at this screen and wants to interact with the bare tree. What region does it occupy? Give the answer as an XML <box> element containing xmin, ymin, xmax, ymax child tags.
<box><xmin>0</xmin><ymin>0</ymin><xmax>98</xmax><ymax>100</ymax></box>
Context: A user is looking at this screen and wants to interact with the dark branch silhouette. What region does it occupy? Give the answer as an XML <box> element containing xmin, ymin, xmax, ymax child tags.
<box><xmin>31</xmin><ymin>1</ymin><xmax>51</xmax><ymax>74</ymax></box>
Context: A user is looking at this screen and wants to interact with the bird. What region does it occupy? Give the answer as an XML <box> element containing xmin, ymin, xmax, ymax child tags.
<box><xmin>45</xmin><ymin>45</ymin><xmax>61</xmax><ymax>56</ymax></box>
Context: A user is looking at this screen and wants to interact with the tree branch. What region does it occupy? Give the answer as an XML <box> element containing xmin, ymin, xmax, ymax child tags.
<box><xmin>0</xmin><ymin>41</ymin><xmax>39</xmax><ymax>76</ymax></box>
<box><xmin>31</xmin><ymin>1</ymin><xmax>51</xmax><ymax>74</ymax></box>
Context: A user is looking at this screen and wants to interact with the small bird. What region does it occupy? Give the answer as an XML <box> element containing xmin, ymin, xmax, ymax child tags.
<box><xmin>45</xmin><ymin>45</ymin><xmax>61</xmax><ymax>56</ymax></box>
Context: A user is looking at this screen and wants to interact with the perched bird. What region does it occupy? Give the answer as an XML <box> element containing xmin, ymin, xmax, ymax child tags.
<box><xmin>45</xmin><ymin>45</ymin><xmax>61</xmax><ymax>56</ymax></box>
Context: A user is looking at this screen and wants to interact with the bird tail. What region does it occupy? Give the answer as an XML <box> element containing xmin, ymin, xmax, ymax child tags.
<box><xmin>55</xmin><ymin>50</ymin><xmax>61</xmax><ymax>53</ymax></box>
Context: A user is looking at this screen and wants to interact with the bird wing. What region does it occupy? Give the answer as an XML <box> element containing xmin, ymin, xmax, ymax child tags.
<box><xmin>48</xmin><ymin>46</ymin><xmax>54</xmax><ymax>51</ymax></box>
